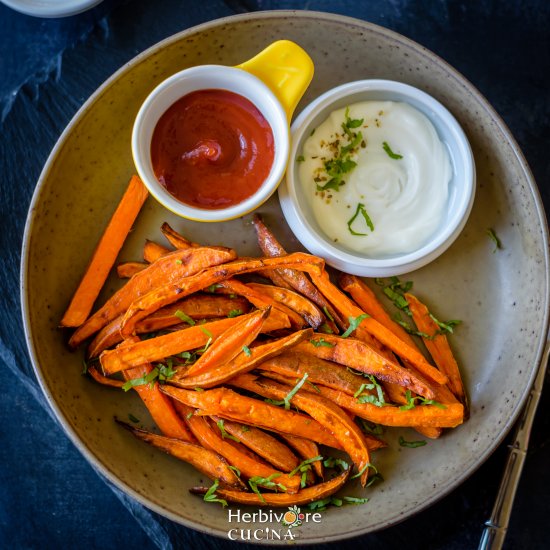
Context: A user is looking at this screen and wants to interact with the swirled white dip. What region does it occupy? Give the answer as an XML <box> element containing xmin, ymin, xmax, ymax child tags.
<box><xmin>298</xmin><ymin>101</ymin><xmax>451</xmax><ymax>257</ymax></box>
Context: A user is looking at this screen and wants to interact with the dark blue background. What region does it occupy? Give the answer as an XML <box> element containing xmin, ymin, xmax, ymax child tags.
<box><xmin>1</xmin><ymin>1</ymin><xmax>549</xmax><ymax>548</ymax></box>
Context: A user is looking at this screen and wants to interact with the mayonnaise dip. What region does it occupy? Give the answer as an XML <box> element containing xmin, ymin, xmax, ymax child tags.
<box><xmin>298</xmin><ymin>101</ymin><xmax>451</xmax><ymax>257</ymax></box>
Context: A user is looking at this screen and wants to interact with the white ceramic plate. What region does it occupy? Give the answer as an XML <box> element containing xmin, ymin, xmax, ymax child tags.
<box><xmin>20</xmin><ymin>11</ymin><xmax>549</xmax><ymax>544</ymax></box>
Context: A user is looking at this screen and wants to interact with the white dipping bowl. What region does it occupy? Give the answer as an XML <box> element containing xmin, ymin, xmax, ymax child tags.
<box><xmin>132</xmin><ymin>65</ymin><xmax>289</xmax><ymax>222</ymax></box>
<box><xmin>279</xmin><ymin>80</ymin><xmax>475</xmax><ymax>276</ymax></box>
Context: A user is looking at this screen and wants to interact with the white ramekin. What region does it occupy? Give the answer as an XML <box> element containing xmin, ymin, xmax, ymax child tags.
<box><xmin>132</xmin><ymin>65</ymin><xmax>289</xmax><ymax>222</ymax></box>
<box><xmin>279</xmin><ymin>79</ymin><xmax>476</xmax><ymax>277</ymax></box>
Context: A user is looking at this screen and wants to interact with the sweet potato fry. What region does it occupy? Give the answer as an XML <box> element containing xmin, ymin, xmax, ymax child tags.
<box><xmin>339</xmin><ymin>274</ymin><xmax>417</xmax><ymax>348</ymax></box>
<box><xmin>185</xmin><ymin>308</ymin><xmax>270</xmax><ymax>376</ymax></box>
<box><xmin>405</xmin><ymin>293</ymin><xmax>467</xmax><ymax>406</ymax></box>
<box><xmin>315</xmin><ymin>385</ymin><xmax>464</xmax><ymax>428</ymax></box>
<box><xmin>380</xmin><ymin>382</ymin><xmax>442</xmax><ymax>439</ymax></box>
<box><xmin>119</xmin><ymin>253</ymin><xmax>324</xmax><ymax>337</ymax></box>
<box><xmin>294</xmin><ymin>334</ymin><xmax>436</xmax><ymax>399</ymax></box>
<box><xmin>252</xmin><ymin>214</ymin><xmax>343</xmax><ymax>332</ymax></box>
<box><xmin>60</xmin><ymin>175</ymin><xmax>148</xmax><ymax>327</ymax></box>
<box><xmin>279</xmin><ymin>435</ymin><xmax>324</xmax><ymax>478</ymax></box>
<box><xmin>229</xmin><ymin>374</ymin><xmax>372</xmax><ymax>487</ymax></box>
<box><xmin>143</xmin><ymin>240</ymin><xmax>171</xmax><ymax>262</ymax></box>
<box><xmin>119</xmin><ymin>340</ymin><xmax>195</xmax><ymax>442</ymax></box>
<box><xmin>171</xmin><ymin>403</ymin><xmax>301</xmax><ymax>492</ymax></box>
<box><xmin>253</xmin><ymin>371</ymin><xmax>387</xmax><ymax>452</ymax></box>
<box><xmin>311</xmin><ymin>271</ymin><xmax>448</xmax><ymax>385</ymax></box>
<box><xmin>69</xmin><ymin>246</ymin><xmax>237</xmax><ymax>348</ymax></box>
<box><xmin>116</xmin><ymin>261</ymin><xmax>148</xmax><ymax>278</ymax></box>
<box><xmin>247</xmin><ymin>283</ymin><xmax>325</xmax><ymax>329</ymax></box>
<box><xmin>159</xmin><ymin>385</ymin><xmax>343</xmax><ymax>449</ymax></box>
<box><xmin>210</xmin><ymin>416</ymin><xmax>302</xmax><ymax>474</ymax></box>
<box><xmin>190</xmin><ymin>469</ymin><xmax>350</xmax><ymax>507</ymax></box>
<box><xmin>259</xmin><ymin>351</ymin><xmax>368</xmax><ymax>396</ymax></box>
<box><xmin>170</xmin><ymin>329</ymin><xmax>313</xmax><ymax>389</ymax></box>
<box><xmin>87</xmin><ymin>294</ymin><xmax>251</xmax><ymax>358</ymax></box>
<box><xmin>116</xmin><ymin>420</ymin><xmax>244</xmax><ymax>488</ymax></box>
<box><xmin>218</xmin><ymin>279</ymin><xmax>306</xmax><ymax>330</ymax></box>
<box><xmin>100</xmin><ymin>314</ymin><xmax>288</xmax><ymax>375</ymax></box>
<box><xmin>160</xmin><ymin>222</ymin><xmax>200</xmax><ymax>249</ymax></box>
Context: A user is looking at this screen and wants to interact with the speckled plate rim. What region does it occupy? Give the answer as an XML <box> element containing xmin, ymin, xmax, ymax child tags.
<box><xmin>20</xmin><ymin>10</ymin><xmax>550</xmax><ymax>544</ymax></box>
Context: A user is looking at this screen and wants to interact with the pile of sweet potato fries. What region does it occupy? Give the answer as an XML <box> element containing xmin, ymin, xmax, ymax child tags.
<box><xmin>61</xmin><ymin>176</ymin><xmax>467</xmax><ymax>508</ymax></box>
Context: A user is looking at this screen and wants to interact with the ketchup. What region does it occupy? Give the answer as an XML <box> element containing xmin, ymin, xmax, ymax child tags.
<box><xmin>151</xmin><ymin>89</ymin><xmax>275</xmax><ymax>209</ymax></box>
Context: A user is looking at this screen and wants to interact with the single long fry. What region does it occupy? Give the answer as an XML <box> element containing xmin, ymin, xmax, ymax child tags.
<box><xmin>252</xmin><ymin>214</ymin><xmax>343</xmax><ymax>332</ymax></box>
<box><xmin>229</xmin><ymin>374</ymin><xmax>372</xmax><ymax>487</ymax></box>
<box><xmin>316</xmin><ymin>385</ymin><xmax>464</xmax><ymax>428</ymax></box>
<box><xmin>405</xmin><ymin>293</ymin><xmax>467</xmax><ymax>406</ymax></box>
<box><xmin>172</xmin><ymin>329</ymin><xmax>313</xmax><ymax>389</ymax></box>
<box><xmin>116</xmin><ymin>421</ymin><xmax>244</xmax><ymax>488</ymax></box>
<box><xmin>119</xmin><ymin>253</ymin><xmax>324</xmax><ymax>338</ymax></box>
<box><xmin>69</xmin><ymin>246</ymin><xmax>237</xmax><ymax>348</ymax></box>
<box><xmin>211</xmin><ymin>416</ymin><xmax>301</xmax><ymax>474</ymax></box>
<box><xmin>159</xmin><ymin>385</ymin><xmax>342</xmax><ymax>449</ymax></box>
<box><xmin>294</xmin><ymin>334</ymin><xmax>436</xmax><ymax>399</ymax></box>
<box><xmin>247</xmin><ymin>283</ymin><xmax>325</xmax><ymax>329</ymax></box>
<box><xmin>61</xmin><ymin>175</ymin><xmax>148</xmax><ymax>327</ymax></box>
<box><xmin>100</xmin><ymin>314</ymin><xmax>288</xmax><ymax>375</ymax></box>
<box><xmin>185</xmin><ymin>308</ymin><xmax>270</xmax><ymax>376</ymax></box>
<box><xmin>311</xmin><ymin>271</ymin><xmax>447</xmax><ymax>385</ymax></box>
<box><xmin>190</xmin><ymin>469</ymin><xmax>351</xmax><ymax>507</ymax></box>
<box><xmin>88</xmin><ymin>294</ymin><xmax>251</xmax><ymax>357</ymax></box>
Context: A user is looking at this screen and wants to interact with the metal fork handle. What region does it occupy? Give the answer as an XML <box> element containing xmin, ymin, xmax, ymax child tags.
<box><xmin>479</xmin><ymin>338</ymin><xmax>550</xmax><ymax>550</ymax></box>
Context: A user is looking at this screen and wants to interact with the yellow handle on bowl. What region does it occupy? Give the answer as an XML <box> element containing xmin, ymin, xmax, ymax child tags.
<box><xmin>236</xmin><ymin>40</ymin><xmax>314</xmax><ymax>121</ymax></box>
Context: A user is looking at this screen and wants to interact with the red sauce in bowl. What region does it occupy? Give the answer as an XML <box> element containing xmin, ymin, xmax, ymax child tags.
<box><xmin>151</xmin><ymin>89</ymin><xmax>275</xmax><ymax>209</ymax></box>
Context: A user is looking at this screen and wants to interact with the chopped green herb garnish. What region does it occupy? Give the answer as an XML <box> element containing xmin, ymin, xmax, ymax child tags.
<box><xmin>486</xmin><ymin>228</ymin><xmax>502</xmax><ymax>252</ymax></box>
<box><xmin>248</xmin><ymin>473</ymin><xmax>287</xmax><ymax>502</ymax></box>
<box><xmin>203</xmin><ymin>479</ymin><xmax>228</xmax><ymax>507</ymax></box>
<box><xmin>82</xmin><ymin>359</ymin><xmax>89</xmax><ymax>375</ymax></box>
<box><xmin>296</xmin><ymin>155</ymin><xmax>305</xmax><ymax>162</ymax></box>
<box><xmin>343</xmin><ymin>496</ymin><xmax>369</xmax><ymax>505</ymax></box>
<box><xmin>185</xmin><ymin>412</ymin><xmax>194</xmax><ymax>420</ymax></box>
<box><xmin>347</xmin><ymin>203</ymin><xmax>374</xmax><ymax>236</ymax></box>
<box><xmin>216</xmin><ymin>419</ymin><xmax>241</xmax><ymax>442</ymax></box>
<box><xmin>429</xmin><ymin>314</ymin><xmax>462</xmax><ymax>335</ymax></box>
<box><xmin>242</xmin><ymin>345</ymin><xmax>252</xmax><ymax>357</ymax></box>
<box><xmin>289</xmin><ymin>455</ymin><xmax>323</xmax><ymax>477</ymax></box>
<box><xmin>358</xmin><ymin>418</ymin><xmax>384</xmax><ymax>436</ymax></box>
<box><xmin>240</xmin><ymin>425</ymin><xmax>250</xmax><ymax>432</ymax></box>
<box><xmin>341</xmin><ymin>313</ymin><xmax>369</xmax><ymax>338</ymax></box>
<box><xmin>399</xmin><ymin>436</ymin><xmax>427</xmax><ymax>448</ymax></box>
<box><xmin>354</xmin><ymin>375</ymin><xmax>385</xmax><ymax>407</ymax></box>
<box><xmin>319</xmin><ymin>322</ymin><xmax>334</xmax><ymax>334</ymax></box>
<box><xmin>229</xmin><ymin>465</ymin><xmax>241</xmax><ymax>478</ymax></box>
<box><xmin>383</xmin><ymin>287</ymin><xmax>411</xmax><ymax>313</ymax></box>
<box><xmin>197</xmin><ymin>327</ymin><xmax>213</xmax><ymax>353</ymax></box>
<box><xmin>382</xmin><ymin>141</ymin><xmax>403</xmax><ymax>159</ymax></box>
<box><xmin>306</xmin><ymin>380</ymin><xmax>321</xmax><ymax>393</ymax></box>
<box><xmin>194</xmin><ymin>387</ymin><xmax>204</xmax><ymax>392</ymax></box>
<box><xmin>399</xmin><ymin>389</ymin><xmax>446</xmax><ymax>410</ymax></box>
<box><xmin>393</xmin><ymin>315</ymin><xmax>431</xmax><ymax>338</ymax></box>
<box><xmin>266</xmin><ymin>373</ymin><xmax>309</xmax><ymax>410</ymax></box>
<box><xmin>344</xmin><ymin>107</ymin><xmax>364</xmax><ymax>130</ymax></box>
<box><xmin>174</xmin><ymin>309</ymin><xmax>195</xmax><ymax>326</ymax></box>
<box><xmin>227</xmin><ymin>309</ymin><xmax>243</xmax><ymax>318</ymax></box>
<box><xmin>206</xmin><ymin>284</ymin><xmax>220</xmax><ymax>293</ymax></box>
<box><xmin>175</xmin><ymin>259</ymin><xmax>183</xmax><ymax>265</ymax></box>
<box><xmin>350</xmin><ymin>462</ymin><xmax>378</xmax><ymax>480</ymax></box>
<box><xmin>128</xmin><ymin>413</ymin><xmax>140</xmax><ymax>424</ymax></box>
<box><xmin>322</xmin><ymin>306</ymin><xmax>334</xmax><ymax>322</ymax></box>
<box><xmin>323</xmin><ymin>457</ymin><xmax>350</xmax><ymax>471</ymax></box>
<box><xmin>309</xmin><ymin>337</ymin><xmax>335</xmax><ymax>348</ymax></box>
<box><xmin>122</xmin><ymin>368</ymin><xmax>161</xmax><ymax>392</ymax></box>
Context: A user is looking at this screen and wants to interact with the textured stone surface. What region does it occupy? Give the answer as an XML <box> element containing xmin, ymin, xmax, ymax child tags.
<box><xmin>1</xmin><ymin>1</ymin><xmax>549</xmax><ymax>549</ymax></box>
